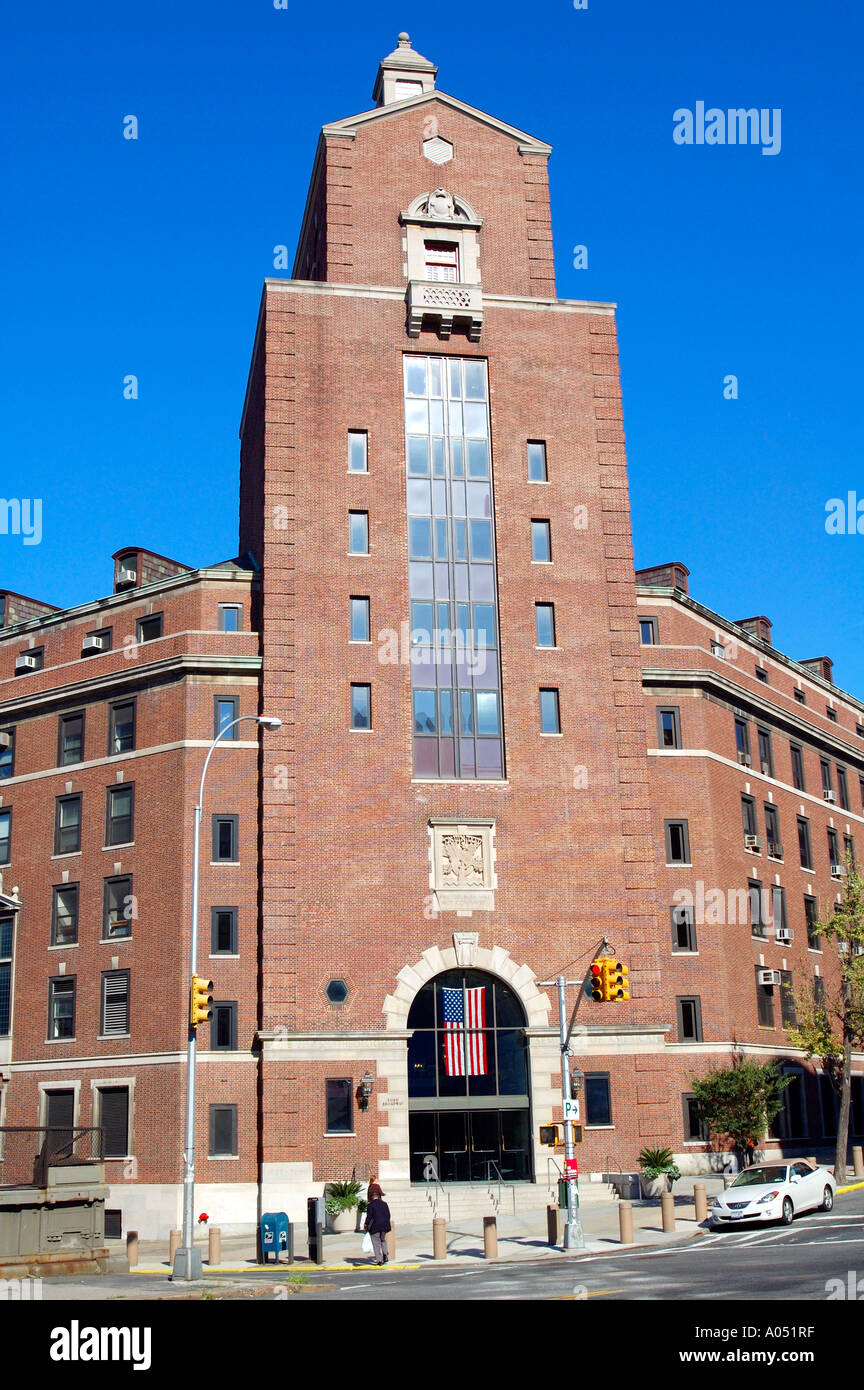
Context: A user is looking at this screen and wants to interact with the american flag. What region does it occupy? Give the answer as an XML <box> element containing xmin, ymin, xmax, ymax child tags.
<box><xmin>442</xmin><ymin>986</ymin><xmax>487</xmax><ymax>1076</ymax></box>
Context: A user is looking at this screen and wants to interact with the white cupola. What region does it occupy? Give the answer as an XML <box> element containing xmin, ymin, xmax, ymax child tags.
<box><xmin>373</xmin><ymin>32</ymin><xmax>437</xmax><ymax>106</ymax></box>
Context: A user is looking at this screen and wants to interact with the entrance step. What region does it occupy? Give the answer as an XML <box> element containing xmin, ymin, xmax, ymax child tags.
<box><xmin>385</xmin><ymin>1180</ymin><xmax>616</xmax><ymax>1223</ymax></box>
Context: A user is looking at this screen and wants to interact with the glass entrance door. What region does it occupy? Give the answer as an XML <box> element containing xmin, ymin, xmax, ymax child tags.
<box><xmin>409</xmin><ymin>1109</ymin><xmax>532</xmax><ymax>1183</ymax></box>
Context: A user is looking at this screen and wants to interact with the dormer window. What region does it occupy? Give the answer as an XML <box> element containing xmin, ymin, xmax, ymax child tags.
<box><xmin>424</xmin><ymin>241</ymin><xmax>459</xmax><ymax>282</ymax></box>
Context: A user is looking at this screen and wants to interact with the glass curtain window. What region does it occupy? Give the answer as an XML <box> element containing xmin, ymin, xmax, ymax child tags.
<box><xmin>404</xmin><ymin>355</ymin><xmax>504</xmax><ymax>779</ymax></box>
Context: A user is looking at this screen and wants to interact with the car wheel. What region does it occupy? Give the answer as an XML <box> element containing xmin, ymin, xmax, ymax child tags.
<box><xmin>781</xmin><ymin>1197</ymin><xmax>794</xmax><ymax>1225</ymax></box>
<box><xmin>820</xmin><ymin>1186</ymin><xmax>834</xmax><ymax>1212</ymax></box>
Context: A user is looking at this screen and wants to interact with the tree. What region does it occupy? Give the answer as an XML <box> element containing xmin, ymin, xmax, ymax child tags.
<box><xmin>691</xmin><ymin>1057</ymin><xmax>791</xmax><ymax>1166</ymax></box>
<box><xmin>788</xmin><ymin>855</ymin><xmax>864</xmax><ymax>1182</ymax></box>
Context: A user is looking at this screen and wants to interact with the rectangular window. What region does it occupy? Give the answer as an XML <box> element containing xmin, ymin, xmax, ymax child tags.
<box><xmin>821</xmin><ymin>759</ymin><xmax>833</xmax><ymax>795</ymax></box>
<box><xmin>671</xmin><ymin>903</ymin><xmax>697</xmax><ymax>952</ymax></box>
<box><xmin>584</xmin><ymin>1073</ymin><xmax>612</xmax><ymax>1127</ymax></box>
<box><xmin>539</xmin><ymin>688</ymin><xmax>560</xmax><ymax>735</ymax></box>
<box><xmin>58</xmin><ymin>713</ymin><xmax>85</xmax><ymax>767</ymax></box>
<box><xmin>535</xmin><ymin>603</ymin><xmax>556</xmax><ymax>648</ymax></box>
<box><xmin>665</xmin><ymin>819</ymin><xmax>691</xmax><ymax>865</ymax></box>
<box><xmin>828</xmin><ymin>827</ymin><xmax>841</xmax><ymax>872</ymax></box>
<box><xmin>136</xmin><ymin>614</ymin><xmax>162</xmax><ymax>644</ymax></box>
<box><xmin>0</xmin><ymin>809</ymin><xmax>10</xmax><ymax>865</ymax></box>
<box><xmin>83</xmin><ymin>627</ymin><xmax>112</xmax><ymax>654</ymax></box>
<box><xmin>657</xmin><ymin>707</ymin><xmax>681</xmax><ymax>749</ymax></box>
<box><xmin>814</xmin><ymin>975</ymin><xmax>826</xmax><ymax>1008</ymax></box>
<box><xmin>757</xmin><ymin>727</ymin><xmax>773</xmax><ymax>777</ymax></box>
<box><xmin>424</xmin><ymin>239</ymin><xmax>459</xmax><ymax>281</ymax></box>
<box><xmin>844</xmin><ymin>834</ymin><xmax>856</xmax><ymax>868</ymax></box>
<box><xmin>97</xmin><ymin>1087</ymin><xmax>130</xmax><ymax>1159</ymax></box>
<box><xmin>711</xmin><ymin>641</ymin><xmax>727</xmax><ymax>659</ymax></box>
<box><xmin>741</xmin><ymin>795</ymin><xmax>758</xmax><ymax>841</ymax></box>
<box><xmin>348</xmin><ymin>511</ymin><xmax>369</xmax><ymax>554</ymax></box>
<box><xmin>826</xmin><ymin>707</ymin><xmax>837</xmax><ymax>723</ymax></box>
<box><xmin>756</xmin><ymin>968</ymin><xmax>775</xmax><ymax>1028</ymax></box>
<box><xmin>734</xmin><ymin>718</ymin><xmax>751</xmax><ymax>763</ymax></box>
<box><xmin>791</xmin><ymin>743</ymin><xmax>805</xmax><ymax>791</ymax></box>
<box><xmin>779</xmin><ymin>971</ymin><xmax>797</xmax><ymax>1029</ymax></box>
<box><xmin>772</xmin><ymin>885</ymin><xmax>788</xmax><ymax>932</ymax></box>
<box><xmin>51</xmin><ymin>884</ymin><xmax>79</xmax><ymax>947</ymax></box>
<box><xmin>108</xmin><ymin>701</ymin><xmax>136</xmax><ymax>755</ymax></box>
<box><xmin>214</xmin><ymin>697</ymin><xmax>238</xmax><ymax>739</ymax></box>
<box><xmin>683</xmin><ymin>1094</ymin><xmax>708</xmax><ymax>1142</ymax></box>
<box><xmin>212</xmin><ymin>815</ymin><xmax>238</xmax><ymax>862</ymax></box>
<box><xmin>348</xmin><ymin>430</ymin><xmax>368</xmax><ymax>473</ymax></box>
<box><xmin>794</xmin><ymin>687</ymin><xmax>806</xmax><ymax>704</ymax></box>
<box><xmin>211</xmin><ymin>1002</ymin><xmax>237</xmax><ymax>1051</ymax></box>
<box><xmin>764</xmin><ymin>804</ymin><xmax>782</xmax><ymax>858</ymax></box>
<box><xmin>105</xmin><ymin>785</ymin><xmax>134</xmax><ymax>846</ymax></box>
<box><xmin>0</xmin><ymin>729</ymin><xmax>13</xmax><ymax>780</ymax></box>
<box><xmin>749</xmin><ymin>879</ymin><xmax>766</xmax><ymax>937</ymax></box>
<box><xmin>325</xmin><ymin>1078</ymin><xmax>353</xmax><ymax>1134</ymax></box>
<box><xmin>0</xmin><ymin>917</ymin><xmax>13</xmax><ymax>1036</ymax></box>
<box><xmin>755</xmin><ymin>666</ymin><xmax>768</xmax><ymax>683</ymax></box>
<box><xmin>209</xmin><ymin>1105</ymin><xmax>238</xmax><ymax>1157</ymax></box>
<box><xmin>100</xmin><ymin>970</ymin><xmax>130</xmax><ymax>1036</ymax></box>
<box><xmin>837</xmin><ymin>767</ymin><xmax>850</xmax><ymax>810</ymax></box>
<box><xmin>48</xmin><ymin>977</ymin><xmax>75</xmax><ymax>1040</ymax></box>
<box><xmin>677</xmin><ymin>997</ymin><xmax>703</xmax><ymax>1042</ymax></box>
<box><xmin>804</xmin><ymin>896</ymin><xmax>820</xmax><ymax>951</ymax></box>
<box><xmin>527</xmin><ymin>440</ymin><xmax>548</xmax><ymax>482</ymax></box>
<box><xmin>350</xmin><ymin>597</ymin><xmax>370</xmax><ymax>642</ymax></box>
<box><xmin>639</xmin><ymin>617</ymin><xmax>658</xmax><ymax>645</ymax></box>
<box><xmin>861</xmin><ymin>776</ymin><xmax>864</xmax><ymax>813</ymax></box>
<box><xmin>54</xmin><ymin>795</ymin><xmax>81</xmax><ymax>855</ymax></box>
<box><xmin>531</xmin><ymin>520</ymin><xmax>551</xmax><ymax>563</ymax></box>
<box><xmin>350</xmin><ymin>683</ymin><xmax>371</xmax><ymax>730</ymax></box>
<box><xmin>797</xmin><ymin>817</ymin><xmax>813</xmax><ymax>870</ymax></box>
<box><xmin>218</xmin><ymin>604</ymin><xmax>241</xmax><ymax>632</ymax></box>
<box><xmin>211</xmin><ymin>907</ymin><xmax>238</xmax><ymax>955</ymax></box>
<box><xmin>103</xmin><ymin>876</ymin><xmax>133</xmax><ymax>940</ymax></box>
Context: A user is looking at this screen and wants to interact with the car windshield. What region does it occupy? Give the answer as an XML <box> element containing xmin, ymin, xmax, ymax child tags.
<box><xmin>731</xmin><ymin>1165</ymin><xmax>788</xmax><ymax>1187</ymax></box>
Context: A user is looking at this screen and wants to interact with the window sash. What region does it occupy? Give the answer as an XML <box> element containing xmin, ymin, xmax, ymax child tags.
<box><xmin>106</xmin><ymin>787</ymin><xmax>134</xmax><ymax>845</ymax></box>
<box><xmin>52</xmin><ymin>886</ymin><xmax>79</xmax><ymax>946</ymax></box>
<box><xmin>211</xmin><ymin>908</ymin><xmax>238</xmax><ymax>954</ymax></box>
<box><xmin>49</xmin><ymin>979</ymin><xmax>76</xmax><ymax>1039</ymax></box>
<box><xmin>209</xmin><ymin>1105</ymin><xmax>238</xmax><ymax>1156</ymax></box>
<box><xmin>55</xmin><ymin>797</ymin><xmax>81</xmax><ymax>854</ymax></box>
<box><xmin>109</xmin><ymin>703</ymin><xmax>135</xmax><ymax>754</ymax></box>
<box><xmin>103</xmin><ymin>878</ymin><xmax>132</xmax><ymax>938</ymax></box>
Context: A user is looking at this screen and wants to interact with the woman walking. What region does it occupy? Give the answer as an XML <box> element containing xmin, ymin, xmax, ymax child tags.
<box><xmin>364</xmin><ymin>1188</ymin><xmax>391</xmax><ymax>1266</ymax></box>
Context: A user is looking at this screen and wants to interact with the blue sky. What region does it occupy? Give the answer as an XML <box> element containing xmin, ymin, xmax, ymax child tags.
<box><xmin>1</xmin><ymin>1</ymin><xmax>862</xmax><ymax>689</ymax></box>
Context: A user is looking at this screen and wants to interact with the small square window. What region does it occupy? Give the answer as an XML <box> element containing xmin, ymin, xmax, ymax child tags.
<box><xmin>105</xmin><ymin>785</ymin><xmax>134</xmax><ymax>846</ymax></box>
<box><xmin>350</xmin><ymin>597</ymin><xmax>371</xmax><ymax>642</ymax></box>
<box><xmin>755</xmin><ymin>666</ymin><xmax>768</xmax><ymax>682</ymax></box>
<box><xmin>531</xmin><ymin>520</ymin><xmax>552</xmax><ymax>563</ymax></box>
<box><xmin>82</xmin><ymin>627</ymin><xmax>112</xmax><ymax>656</ymax></box>
<box><xmin>535</xmin><ymin>603</ymin><xmax>556</xmax><ymax>648</ymax></box>
<box><xmin>15</xmin><ymin>647</ymin><xmax>43</xmax><ymax>674</ymax></box>
<box><xmin>211</xmin><ymin>907</ymin><xmax>238</xmax><ymax>955</ymax></box>
<box><xmin>325</xmin><ymin>1078</ymin><xmax>353</xmax><ymax>1133</ymax></box>
<box><xmin>639</xmin><ymin>617</ymin><xmax>658</xmax><ymax>645</ymax></box>
<box><xmin>218</xmin><ymin>605</ymin><xmax>241</xmax><ymax>633</ymax></box>
<box><xmin>826</xmin><ymin>707</ymin><xmax>837</xmax><ymax>723</ymax></box>
<box><xmin>711</xmin><ymin>641</ymin><xmax>727</xmax><ymax>659</ymax></box>
<box><xmin>212</xmin><ymin>815</ymin><xmax>239</xmax><ymax>862</ymax></box>
<box><xmin>348</xmin><ymin>431</ymin><xmax>368</xmax><ymax>473</ymax></box>
<box><xmin>794</xmin><ymin>687</ymin><xmax>806</xmax><ymax>704</ymax></box>
<box><xmin>351</xmin><ymin>684</ymin><xmax>371</xmax><ymax>730</ymax></box>
<box><xmin>214</xmin><ymin>697</ymin><xmax>239</xmax><ymax>740</ymax></box>
<box><xmin>211</xmin><ymin>1002</ymin><xmax>237</xmax><ymax>1051</ymax></box>
<box><xmin>136</xmin><ymin>614</ymin><xmax>162</xmax><ymax>644</ymax></box>
<box><xmin>664</xmin><ymin>819</ymin><xmax>691</xmax><ymax>865</ymax></box>
<box><xmin>527</xmin><ymin>441</ymin><xmax>548</xmax><ymax>482</ymax></box>
<box><xmin>539</xmin><ymin>688</ymin><xmax>560</xmax><ymax>734</ymax></box>
<box><xmin>209</xmin><ymin>1104</ymin><xmax>238</xmax><ymax>1157</ymax></box>
<box><xmin>349</xmin><ymin>511</ymin><xmax>369</xmax><ymax>555</ymax></box>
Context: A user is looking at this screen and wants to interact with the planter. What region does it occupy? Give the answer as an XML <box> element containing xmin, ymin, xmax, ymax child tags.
<box><xmin>639</xmin><ymin>1174</ymin><xmax>671</xmax><ymax>1199</ymax></box>
<box><xmin>327</xmin><ymin>1209</ymin><xmax>358</xmax><ymax>1234</ymax></box>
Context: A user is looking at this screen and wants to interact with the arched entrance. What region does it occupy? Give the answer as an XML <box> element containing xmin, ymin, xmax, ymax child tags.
<box><xmin>407</xmin><ymin>968</ymin><xmax>532</xmax><ymax>1183</ymax></box>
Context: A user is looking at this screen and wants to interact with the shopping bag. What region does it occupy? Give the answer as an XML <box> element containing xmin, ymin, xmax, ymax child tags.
<box><xmin>361</xmin><ymin>1231</ymin><xmax>374</xmax><ymax>1254</ymax></box>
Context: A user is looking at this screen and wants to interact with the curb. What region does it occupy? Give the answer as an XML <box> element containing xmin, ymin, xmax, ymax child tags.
<box><xmin>836</xmin><ymin>1180</ymin><xmax>864</xmax><ymax>1194</ymax></box>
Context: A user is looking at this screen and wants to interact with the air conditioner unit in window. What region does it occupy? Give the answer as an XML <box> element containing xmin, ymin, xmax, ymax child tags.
<box><xmin>117</xmin><ymin>567</ymin><xmax>137</xmax><ymax>587</ymax></box>
<box><xmin>758</xmin><ymin>969</ymin><xmax>781</xmax><ymax>986</ymax></box>
<box><xmin>761</xmin><ymin>761</ymin><xmax>772</xmax><ymax>776</ymax></box>
<box><xmin>831</xmin><ymin>864</ymin><xmax>846</xmax><ymax>877</ymax></box>
<box><xmin>768</xmin><ymin>842</ymin><xmax>784</xmax><ymax>858</ymax></box>
<box><xmin>737</xmin><ymin>751</ymin><xmax>752</xmax><ymax>767</ymax></box>
<box><xmin>744</xmin><ymin>834</ymin><xmax>762</xmax><ymax>849</ymax></box>
<box><xmin>824</xmin><ymin>790</ymin><xmax>837</xmax><ymax>803</ymax></box>
<box><xmin>775</xmin><ymin>927</ymin><xmax>793</xmax><ymax>944</ymax></box>
<box><xmin>838</xmin><ymin>941</ymin><xmax>850</xmax><ymax>955</ymax></box>
<box><xmin>14</xmin><ymin>653</ymin><xmax>38</xmax><ymax>673</ymax></box>
<box><xmin>81</xmin><ymin>633</ymin><xmax>106</xmax><ymax>655</ymax></box>
<box><xmin>0</xmin><ymin>732</ymin><xmax>12</xmax><ymax>751</ymax></box>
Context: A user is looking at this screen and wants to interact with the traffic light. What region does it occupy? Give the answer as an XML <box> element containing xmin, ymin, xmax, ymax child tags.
<box><xmin>190</xmin><ymin>974</ymin><xmax>213</xmax><ymax>1028</ymax></box>
<box><xmin>567</xmin><ymin>1122</ymin><xmax>583</xmax><ymax>1145</ymax></box>
<box><xmin>589</xmin><ymin>960</ymin><xmax>604</xmax><ymax>1001</ymax></box>
<box><xmin>539</xmin><ymin>1124</ymin><xmax>560</xmax><ymax>1146</ymax></box>
<box><xmin>606</xmin><ymin>960</ymin><xmax>630</xmax><ymax>1001</ymax></box>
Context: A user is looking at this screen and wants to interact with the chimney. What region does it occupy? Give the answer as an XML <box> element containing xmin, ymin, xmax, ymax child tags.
<box><xmin>736</xmin><ymin>616</ymin><xmax>773</xmax><ymax>645</ymax></box>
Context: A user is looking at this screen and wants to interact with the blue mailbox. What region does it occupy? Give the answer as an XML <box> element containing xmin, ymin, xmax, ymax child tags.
<box><xmin>259</xmin><ymin>1211</ymin><xmax>291</xmax><ymax>1264</ymax></box>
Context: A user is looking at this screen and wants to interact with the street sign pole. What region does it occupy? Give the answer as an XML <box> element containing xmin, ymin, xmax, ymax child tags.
<box><xmin>556</xmin><ymin>974</ymin><xmax>585</xmax><ymax>1250</ymax></box>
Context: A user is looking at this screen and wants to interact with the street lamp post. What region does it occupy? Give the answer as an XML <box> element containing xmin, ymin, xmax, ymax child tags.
<box><xmin>172</xmin><ymin>713</ymin><xmax>281</xmax><ymax>1281</ymax></box>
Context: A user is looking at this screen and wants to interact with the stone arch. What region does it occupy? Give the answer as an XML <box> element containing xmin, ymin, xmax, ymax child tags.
<box><xmin>383</xmin><ymin>941</ymin><xmax>552</xmax><ymax>1031</ymax></box>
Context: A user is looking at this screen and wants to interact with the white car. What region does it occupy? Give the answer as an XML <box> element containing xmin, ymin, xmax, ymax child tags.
<box><xmin>711</xmin><ymin>1161</ymin><xmax>836</xmax><ymax>1227</ymax></box>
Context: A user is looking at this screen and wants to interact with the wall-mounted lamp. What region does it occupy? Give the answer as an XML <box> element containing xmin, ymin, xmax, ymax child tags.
<box><xmin>358</xmin><ymin>1072</ymin><xmax>374</xmax><ymax>1110</ymax></box>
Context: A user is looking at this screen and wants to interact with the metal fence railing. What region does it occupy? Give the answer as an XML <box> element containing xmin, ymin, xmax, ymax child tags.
<box><xmin>0</xmin><ymin>1126</ymin><xmax>104</xmax><ymax>1188</ymax></box>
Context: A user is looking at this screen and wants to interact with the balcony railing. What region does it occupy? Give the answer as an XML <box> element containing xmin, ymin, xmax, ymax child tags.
<box><xmin>406</xmin><ymin>280</ymin><xmax>483</xmax><ymax>341</ymax></box>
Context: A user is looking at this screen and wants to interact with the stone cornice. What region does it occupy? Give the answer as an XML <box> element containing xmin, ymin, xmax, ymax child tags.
<box><xmin>0</xmin><ymin>651</ymin><xmax>262</xmax><ymax>718</ymax></box>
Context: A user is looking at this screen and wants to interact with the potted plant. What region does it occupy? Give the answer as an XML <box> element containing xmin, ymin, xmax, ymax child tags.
<box><xmin>638</xmin><ymin>1146</ymin><xmax>681</xmax><ymax>1199</ymax></box>
<box><xmin>324</xmin><ymin>1179</ymin><xmax>363</xmax><ymax>1233</ymax></box>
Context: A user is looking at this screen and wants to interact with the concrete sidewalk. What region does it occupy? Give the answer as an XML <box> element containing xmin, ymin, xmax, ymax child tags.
<box><xmin>129</xmin><ymin>1185</ymin><xmax>724</xmax><ymax>1275</ymax></box>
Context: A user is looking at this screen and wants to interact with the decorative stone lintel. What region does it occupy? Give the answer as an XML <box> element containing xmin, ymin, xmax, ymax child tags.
<box><xmin>452</xmin><ymin>931</ymin><xmax>479</xmax><ymax>967</ymax></box>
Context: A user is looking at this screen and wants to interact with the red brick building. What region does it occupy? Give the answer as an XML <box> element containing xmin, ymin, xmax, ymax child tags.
<box><xmin>1</xmin><ymin>36</ymin><xmax>861</xmax><ymax>1236</ymax></box>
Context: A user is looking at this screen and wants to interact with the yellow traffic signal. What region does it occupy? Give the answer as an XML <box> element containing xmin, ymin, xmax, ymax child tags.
<box><xmin>190</xmin><ymin>974</ymin><xmax>213</xmax><ymax>1028</ymax></box>
<box><xmin>606</xmin><ymin>960</ymin><xmax>629</xmax><ymax>1001</ymax></box>
<box><xmin>568</xmin><ymin>1122</ymin><xmax>583</xmax><ymax>1144</ymax></box>
<box><xmin>589</xmin><ymin>960</ymin><xmax>604</xmax><ymax>1002</ymax></box>
<box><xmin>539</xmin><ymin>1124</ymin><xmax>560</xmax><ymax>1146</ymax></box>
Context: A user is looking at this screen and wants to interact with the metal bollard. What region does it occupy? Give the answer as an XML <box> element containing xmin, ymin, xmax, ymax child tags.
<box><xmin>618</xmin><ymin>1201</ymin><xmax>634</xmax><ymax>1245</ymax></box>
<box><xmin>483</xmin><ymin>1215</ymin><xmax>498</xmax><ymax>1259</ymax></box>
<box><xmin>853</xmin><ymin>1146</ymin><xmax>864</xmax><ymax>1179</ymax></box>
<box><xmin>126</xmin><ymin>1231</ymin><xmax>138</xmax><ymax>1267</ymax></box>
<box><xmin>547</xmin><ymin>1204</ymin><xmax>562</xmax><ymax>1247</ymax></box>
<box><xmin>208</xmin><ymin>1226</ymin><xmax>221</xmax><ymax>1267</ymax></box>
<box><xmin>433</xmin><ymin>1217</ymin><xmax>447</xmax><ymax>1260</ymax></box>
<box><xmin>693</xmin><ymin>1183</ymin><xmax>708</xmax><ymax>1223</ymax></box>
<box><xmin>169</xmin><ymin>1228</ymin><xmax>181</xmax><ymax>1264</ymax></box>
<box><xmin>661</xmin><ymin>1191</ymin><xmax>676</xmax><ymax>1233</ymax></box>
